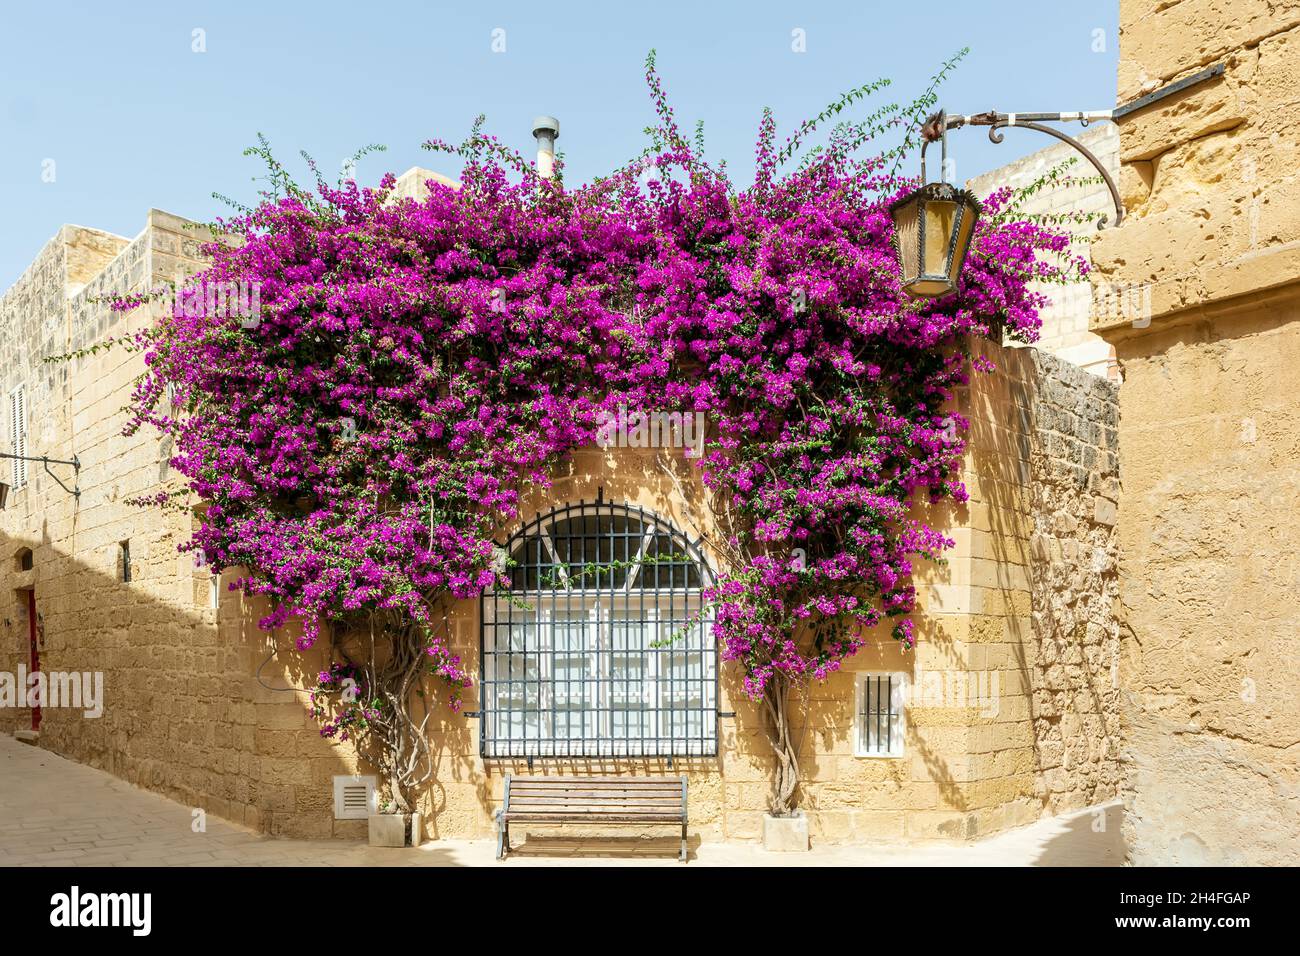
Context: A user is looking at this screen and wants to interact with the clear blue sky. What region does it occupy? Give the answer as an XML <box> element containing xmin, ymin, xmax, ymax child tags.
<box><xmin>0</xmin><ymin>1</ymin><xmax>1118</xmax><ymax>288</ymax></box>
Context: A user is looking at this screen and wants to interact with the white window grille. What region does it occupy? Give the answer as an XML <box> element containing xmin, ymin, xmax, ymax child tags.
<box><xmin>855</xmin><ymin>673</ymin><xmax>907</xmax><ymax>757</ymax></box>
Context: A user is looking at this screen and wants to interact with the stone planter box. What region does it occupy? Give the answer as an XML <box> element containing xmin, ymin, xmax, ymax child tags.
<box><xmin>762</xmin><ymin>811</ymin><xmax>809</xmax><ymax>852</ymax></box>
<box><xmin>368</xmin><ymin>812</ymin><xmax>424</xmax><ymax>848</ymax></box>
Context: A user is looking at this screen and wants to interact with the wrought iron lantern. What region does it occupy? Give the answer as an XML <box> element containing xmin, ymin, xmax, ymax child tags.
<box><xmin>890</xmin><ymin>179</ymin><xmax>982</xmax><ymax>299</ymax></box>
<box><xmin>890</xmin><ymin>109</ymin><xmax>982</xmax><ymax>299</ymax></box>
<box><xmin>0</xmin><ymin>481</ymin><xmax>8</xmax><ymax>510</ymax></box>
<box><xmin>893</xmin><ymin>105</ymin><xmax>1128</xmax><ymax>298</ymax></box>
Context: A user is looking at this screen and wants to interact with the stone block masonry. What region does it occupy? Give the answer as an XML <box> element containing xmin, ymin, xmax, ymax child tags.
<box><xmin>1024</xmin><ymin>350</ymin><xmax>1121</xmax><ymax>813</ymax></box>
<box><xmin>1</xmin><ymin>173</ymin><xmax>1121</xmax><ymax>849</ymax></box>
<box><xmin>1092</xmin><ymin>0</ymin><xmax>1300</xmax><ymax>865</ymax></box>
<box><xmin>932</xmin><ymin>338</ymin><xmax>1122</xmax><ymax>840</ymax></box>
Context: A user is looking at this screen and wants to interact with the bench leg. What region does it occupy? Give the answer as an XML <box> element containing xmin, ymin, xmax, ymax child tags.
<box><xmin>680</xmin><ymin>823</ymin><xmax>688</xmax><ymax>863</ymax></box>
<box><xmin>496</xmin><ymin>817</ymin><xmax>508</xmax><ymax>861</ymax></box>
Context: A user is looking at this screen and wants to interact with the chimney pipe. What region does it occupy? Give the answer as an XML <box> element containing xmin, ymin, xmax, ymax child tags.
<box><xmin>532</xmin><ymin>115</ymin><xmax>560</xmax><ymax>180</ymax></box>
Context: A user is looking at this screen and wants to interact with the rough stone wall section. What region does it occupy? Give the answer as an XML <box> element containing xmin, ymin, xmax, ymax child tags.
<box><xmin>1093</xmin><ymin>0</ymin><xmax>1300</xmax><ymax>866</ymax></box>
<box><xmin>915</xmin><ymin>338</ymin><xmax>1121</xmax><ymax>842</ymax></box>
<box><xmin>1025</xmin><ymin>349</ymin><xmax>1121</xmax><ymax>813</ymax></box>
<box><xmin>0</xmin><ymin>212</ymin><xmax>375</xmax><ymax>840</ymax></box>
<box><xmin>967</xmin><ymin>124</ymin><xmax>1119</xmax><ymax>380</ymax></box>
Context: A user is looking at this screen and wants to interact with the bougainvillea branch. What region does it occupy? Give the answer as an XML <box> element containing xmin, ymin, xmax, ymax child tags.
<box><xmin>115</xmin><ymin>51</ymin><xmax>1082</xmax><ymax>813</ymax></box>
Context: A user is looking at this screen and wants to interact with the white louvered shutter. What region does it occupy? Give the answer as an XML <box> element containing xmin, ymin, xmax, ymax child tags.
<box><xmin>9</xmin><ymin>386</ymin><xmax>26</xmax><ymax>489</ymax></box>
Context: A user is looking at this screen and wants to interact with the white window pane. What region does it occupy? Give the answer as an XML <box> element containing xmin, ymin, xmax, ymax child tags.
<box><xmin>609</xmin><ymin>609</ymin><xmax>650</xmax><ymax>740</ymax></box>
<box><xmin>552</xmin><ymin>613</ymin><xmax>596</xmax><ymax>740</ymax></box>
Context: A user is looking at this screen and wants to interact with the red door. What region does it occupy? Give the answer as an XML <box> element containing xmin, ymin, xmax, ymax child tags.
<box><xmin>27</xmin><ymin>590</ymin><xmax>39</xmax><ymax>731</ymax></box>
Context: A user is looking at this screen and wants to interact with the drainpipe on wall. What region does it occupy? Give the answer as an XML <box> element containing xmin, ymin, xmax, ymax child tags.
<box><xmin>532</xmin><ymin>115</ymin><xmax>560</xmax><ymax>180</ymax></box>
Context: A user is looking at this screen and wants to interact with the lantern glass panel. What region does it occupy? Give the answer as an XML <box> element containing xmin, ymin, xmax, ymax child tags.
<box><xmin>891</xmin><ymin>195</ymin><xmax>920</xmax><ymax>284</ymax></box>
<box><xmin>923</xmin><ymin>199</ymin><xmax>957</xmax><ymax>276</ymax></box>
<box><xmin>948</xmin><ymin>204</ymin><xmax>976</xmax><ymax>287</ymax></box>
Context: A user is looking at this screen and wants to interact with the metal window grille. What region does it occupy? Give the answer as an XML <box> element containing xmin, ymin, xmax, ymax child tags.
<box><xmin>481</xmin><ymin>501</ymin><xmax>717</xmax><ymax>759</ymax></box>
<box><xmin>858</xmin><ymin>674</ymin><xmax>905</xmax><ymax>756</ymax></box>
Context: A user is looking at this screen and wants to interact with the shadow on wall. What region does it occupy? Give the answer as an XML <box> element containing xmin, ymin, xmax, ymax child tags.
<box><xmin>0</xmin><ymin>527</ymin><xmax>375</xmax><ymax>840</ymax></box>
<box><xmin>1</xmin><ymin>410</ymin><xmax>1072</xmax><ymax>847</ymax></box>
<box><xmin>969</xmin><ymin>342</ymin><xmax>1122</xmax><ymax>825</ymax></box>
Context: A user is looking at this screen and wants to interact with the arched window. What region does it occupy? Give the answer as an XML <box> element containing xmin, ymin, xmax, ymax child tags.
<box><xmin>481</xmin><ymin>500</ymin><xmax>717</xmax><ymax>759</ymax></box>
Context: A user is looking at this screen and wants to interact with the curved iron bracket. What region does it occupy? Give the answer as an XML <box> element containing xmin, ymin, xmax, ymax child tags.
<box><xmin>920</xmin><ymin>110</ymin><xmax>1123</xmax><ymax>229</ymax></box>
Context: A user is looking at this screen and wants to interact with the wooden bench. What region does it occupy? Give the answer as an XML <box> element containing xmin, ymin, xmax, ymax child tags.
<box><xmin>495</xmin><ymin>775</ymin><xmax>689</xmax><ymax>862</ymax></box>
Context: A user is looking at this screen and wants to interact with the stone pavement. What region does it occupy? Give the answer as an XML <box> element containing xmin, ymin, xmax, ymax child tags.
<box><xmin>0</xmin><ymin>734</ymin><xmax>1124</xmax><ymax>866</ymax></box>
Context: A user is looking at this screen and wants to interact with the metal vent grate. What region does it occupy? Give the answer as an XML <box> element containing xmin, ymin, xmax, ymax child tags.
<box><xmin>332</xmin><ymin>775</ymin><xmax>376</xmax><ymax>820</ymax></box>
<box><xmin>9</xmin><ymin>385</ymin><xmax>27</xmax><ymax>489</ymax></box>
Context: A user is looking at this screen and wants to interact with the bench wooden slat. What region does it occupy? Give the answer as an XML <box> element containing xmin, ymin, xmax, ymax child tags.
<box><xmin>508</xmin><ymin>790</ymin><xmax>682</xmax><ymax>799</ymax></box>
<box><xmin>508</xmin><ymin>778</ymin><xmax>683</xmax><ymax>786</ymax></box>
<box><xmin>508</xmin><ymin>782</ymin><xmax>682</xmax><ymax>791</ymax></box>
<box><xmin>508</xmin><ymin>790</ymin><xmax>681</xmax><ymax>798</ymax></box>
<box><xmin>506</xmin><ymin>804</ymin><xmax>682</xmax><ymax>813</ymax></box>
<box><xmin>508</xmin><ymin>796</ymin><xmax>682</xmax><ymax>806</ymax></box>
<box><xmin>505</xmin><ymin>809</ymin><xmax>683</xmax><ymax>817</ymax></box>
<box><xmin>504</xmin><ymin>780</ymin><xmax>681</xmax><ymax>790</ymax></box>
<box><xmin>498</xmin><ymin>775</ymin><xmax>689</xmax><ymax>862</ymax></box>
<box><xmin>503</xmin><ymin>815</ymin><xmax>684</xmax><ymax>824</ymax></box>
<box><xmin>504</xmin><ymin>781</ymin><xmax>684</xmax><ymax>799</ymax></box>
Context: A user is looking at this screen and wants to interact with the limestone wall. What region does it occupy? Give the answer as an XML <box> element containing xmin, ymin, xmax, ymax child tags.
<box><xmin>0</xmin><ymin>213</ymin><xmax>379</xmax><ymax>839</ymax></box>
<box><xmin>922</xmin><ymin>338</ymin><xmax>1122</xmax><ymax>843</ymax></box>
<box><xmin>1024</xmin><ymin>350</ymin><xmax>1121</xmax><ymax>812</ymax></box>
<box><xmin>2</xmin><ymin>205</ymin><xmax>1120</xmax><ymax>848</ymax></box>
<box><xmin>1092</xmin><ymin>0</ymin><xmax>1300</xmax><ymax>865</ymax></box>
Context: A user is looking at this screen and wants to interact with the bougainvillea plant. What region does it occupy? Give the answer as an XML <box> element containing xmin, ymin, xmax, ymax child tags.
<box><xmin>110</xmin><ymin>50</ymin><xmax>1085</xmax><ymax>814</ymax></box>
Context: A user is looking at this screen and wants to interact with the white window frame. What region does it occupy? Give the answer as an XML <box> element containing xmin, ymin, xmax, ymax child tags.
<box><xmin>854</xmin><ymin>672</ymin><xmax>907</xmax><ymax>758</ymax></box>
<box><xmin>9</xmin><ymin>385</ymin><xmax>27</xmax><ymax>490</ymax></box>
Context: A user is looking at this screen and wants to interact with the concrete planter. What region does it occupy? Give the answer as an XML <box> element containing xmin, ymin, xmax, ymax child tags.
<box><xmin>762</xmin><ymin>811</ymin><xmax>809</xmax><ymax>852</ymax></box>
<box><xmin>368</xmin><ymin>812</ymin><xmax>424</xmax><ymax>848</ymax></box>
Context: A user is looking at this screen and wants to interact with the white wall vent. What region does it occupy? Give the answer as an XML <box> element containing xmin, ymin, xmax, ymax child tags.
<box><xmin>333</xmin><ymin>775</ymin><xmax>377</xmax><ymax>820</ymax></box>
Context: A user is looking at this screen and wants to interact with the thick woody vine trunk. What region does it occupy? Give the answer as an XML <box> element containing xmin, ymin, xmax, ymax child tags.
<box><xmin>340</xmin><ymin>613</ymin><xmax>435</xmax><ymax>814</ymax></box>
<box><xmin>761</xmin><ymin>673</ymin><xmax>800</xmax><ymax>816</ymax></box>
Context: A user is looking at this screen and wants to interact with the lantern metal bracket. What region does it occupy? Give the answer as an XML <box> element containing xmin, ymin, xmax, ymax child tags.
<box><xmin>920</xmin><ymin>110</ymin><xmax>1124</xmax><ymax>229</ymax></box>
<box><xmin>0</xmin><ymin>452</ymin><xmax>81</xmax><ymax>500</ymax></box>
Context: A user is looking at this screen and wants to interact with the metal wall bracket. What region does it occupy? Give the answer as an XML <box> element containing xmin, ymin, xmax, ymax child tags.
<box><xmin>922</xmin><ymin>109</ymin><xmax>1125</xmax><ymax>228</ymax></box>
<box><xmin>0</xmin><ymin>452</ymin><xmax>81</xmax><ymax>499</ymax></box>
<box><xmin>1113</xmin><ymin>62</ymin><xmax>1225</xmax><ymax>120</ymax></box>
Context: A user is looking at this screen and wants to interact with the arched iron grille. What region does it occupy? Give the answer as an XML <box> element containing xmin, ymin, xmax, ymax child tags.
<box><xmin>481</xmin><ymin>501</ymin><xmax>717</xmax><ymax>759</ymax></box>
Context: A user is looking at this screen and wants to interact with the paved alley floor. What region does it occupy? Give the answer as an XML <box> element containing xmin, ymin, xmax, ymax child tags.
<box><xmin>0</xmin><ymin>734</ymin><xmax>1124</xmax><ymax>866</ymax></box>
